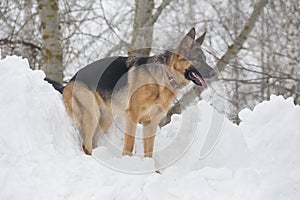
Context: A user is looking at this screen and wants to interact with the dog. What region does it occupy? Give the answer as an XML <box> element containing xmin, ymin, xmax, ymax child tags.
<box><xmin>46</xmin><ymin>28</ymin><xmax>216</xmax><ymax>156</ymax></box>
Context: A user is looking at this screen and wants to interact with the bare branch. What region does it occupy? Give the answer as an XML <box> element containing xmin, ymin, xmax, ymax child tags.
<box><xmin>161</xmin><ymin>0</ymin><xmax>269</xmax><ymax>127</ymax></box>
<box><xmin>0</xmin><ymin>38</ymin><xmax>41</xmax><ymax>50</ymax></box>
<box><xmin>216</xmin><ymin>0</ymin><xmax>269</xmax><ymax>71</ymax></box>
<box><xmin>144</xmin><ymin>0</ymin><xmax>172</xmax><ymax>27</ymax></box>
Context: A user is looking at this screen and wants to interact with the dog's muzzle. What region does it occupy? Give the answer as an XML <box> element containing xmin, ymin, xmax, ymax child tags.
<box><xmin>184</xmin><ymin>66</ymin><xmax>207</xmax><ymax>89</ymax></box>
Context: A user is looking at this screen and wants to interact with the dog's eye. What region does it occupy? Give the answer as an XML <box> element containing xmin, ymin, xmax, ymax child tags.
<box><xmin>188</xmin><ymin>55</ymin><xmax>198</xmax><ymax>61</ymax></box>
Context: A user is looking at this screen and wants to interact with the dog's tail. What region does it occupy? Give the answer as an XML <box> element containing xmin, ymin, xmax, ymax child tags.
<box><xmin>44</xmin><ymin>77</ymin><xmax>64</xmax><ymax>94</ymax></box>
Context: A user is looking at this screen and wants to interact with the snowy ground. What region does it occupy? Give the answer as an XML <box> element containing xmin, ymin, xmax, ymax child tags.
<box><xmin>0</xmin><ymin>56</ymin><xmax>299</xmax><ymax>200</ymax></box>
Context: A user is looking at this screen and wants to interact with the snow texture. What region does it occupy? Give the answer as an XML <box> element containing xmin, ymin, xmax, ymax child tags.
<box><xmin>0</xmin><ymin>56</ymin><xmax>299</xmax><ymax>200</ymax></box>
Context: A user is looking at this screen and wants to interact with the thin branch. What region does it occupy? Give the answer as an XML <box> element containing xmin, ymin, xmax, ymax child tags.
<box><xmin>144</xmin><ymin>0</ymin><xmax>172</xmax><ymax>27</ymax></box>
<box><xmin>99</xmin><ymin>0</ymin><xmax>129</xmax><ymax>46</ymax></box>
<box><xmin>0</xmin><ymin>38</ymin><xmax>41</xmax><ymax>50</ymax></box>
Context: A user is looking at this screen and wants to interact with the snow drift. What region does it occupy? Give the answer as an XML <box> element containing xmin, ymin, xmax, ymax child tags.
<box><xmin>0</xmin><ymin>56</ymin><xmax>299</xmax><ymax>200</ymax></box>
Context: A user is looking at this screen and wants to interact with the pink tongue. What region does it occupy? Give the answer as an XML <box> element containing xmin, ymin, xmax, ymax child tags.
<box><xmin>192</xmin><ymin>72</ymin><xmax>207</xmax><ymax>89</ymax></box>
<box><xmin>198</xmin><ymin>77</ymin><xmax>207</xmax><ymax>89</ymax></box>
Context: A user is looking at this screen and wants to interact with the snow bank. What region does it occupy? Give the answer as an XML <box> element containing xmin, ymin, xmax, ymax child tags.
<box><xmin>0</xmin><ymin>56</ymin><xmax>299</xmax><ymax>200</ymax></box>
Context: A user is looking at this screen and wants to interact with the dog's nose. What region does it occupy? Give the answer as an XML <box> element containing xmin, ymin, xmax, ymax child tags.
<box><xmin>209</xmin><ymin>69</ymin><xmax>217</xmax><ymax>78</ymax></box>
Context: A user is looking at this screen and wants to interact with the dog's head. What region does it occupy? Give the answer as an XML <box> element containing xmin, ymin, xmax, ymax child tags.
<box><xmin>170</xmin><ymin>28</ymin><xmax>216</xmax><ymax>89</ymax></box>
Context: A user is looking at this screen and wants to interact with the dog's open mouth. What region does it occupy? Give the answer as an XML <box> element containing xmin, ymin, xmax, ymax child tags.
<box><xmin>185</xmin><ymin>68</ymin><xmax>207</xmax><ymax>89</ymax></box>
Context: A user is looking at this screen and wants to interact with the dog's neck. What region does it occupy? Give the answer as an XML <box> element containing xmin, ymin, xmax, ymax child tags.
<box><xmin>127</xmin><ymin>51</ymin><xmax>186</xmax><ymax>90</ymax></box>
<box><xmin>164</xmin><ymin>51</ymin><xmax>186</xmax><ymax>90</ymax></box>
<box><xmin>164</xmin><ymin>68</ymin><xmax>184</xmax><ymax>89</ymax></box>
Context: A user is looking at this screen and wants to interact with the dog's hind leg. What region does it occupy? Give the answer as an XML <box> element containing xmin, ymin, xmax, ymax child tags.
<box><xmin>92</xmin><ymin>115</ymin><xmax>113</xmax><ymax>148</ymax></box>
<box><xmin>92</xmin><ymin>126</ymin><xmax>101</xmax><ymax>149</ymax></box>
<box><xmin>80</xmin><ymin>108</ymin><xmax>100</xmax><ymax>155</ymax></box>
<box><xmin>92</xmin><ymin>96</ymin><xmax>113</xmax><ymax>149</ymax></box>
<box><xmin>63</xmin><ymin>82</ymin><xmax>100</xmax><ymax>155</ymax></box>
<box><xmin>79</xmin><ymin>93</ymin><xmax>101</xmax><ymax>155</ymax></box>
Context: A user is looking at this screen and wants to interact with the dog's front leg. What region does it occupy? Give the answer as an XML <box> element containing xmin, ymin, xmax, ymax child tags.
<box><xmin>143</xmin><ymin>121</ymin><xmax>158</xmax><ymax>158</ymax></box>
<box><xmin>123</xmin><ymin>113</ymin><xmax>137</xmax><ymax>156</ymax></box>
<box><xmin>143</xmin><ymin>105</ymin><xmax>165</xmax><ymax>158</ymax></box>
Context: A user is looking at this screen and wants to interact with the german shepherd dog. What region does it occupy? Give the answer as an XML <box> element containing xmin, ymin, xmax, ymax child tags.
<box><xmin>47</xmin><ymin>28</ymin><xmax>216</xmax><ymax>156</ymax></box>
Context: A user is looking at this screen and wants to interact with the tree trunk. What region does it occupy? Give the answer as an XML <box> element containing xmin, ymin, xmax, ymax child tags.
<box><xmin>232</xmin><ymin>0</ymin><xmax>241</xmax><ymax>124</ymax></box>
<box><xmin>38</xmin><ymin>0</ymin><xmax>63</xmax><ymax>82</ymax></box>
<box><xmin>129</xmin><ymin>0</ymin><xmax>154</xmax><ymax>56</ymax></box>
<box><xmin>129</xmin><ymin>0</ymin><xmax>172</xmax><ymax>56</ymax></box>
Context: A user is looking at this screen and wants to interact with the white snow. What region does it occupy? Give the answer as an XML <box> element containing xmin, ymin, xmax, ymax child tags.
<box><xmin>0</xmin><ymin>56</ymin><xmax>299</xmax><ymax>200</ymax></box>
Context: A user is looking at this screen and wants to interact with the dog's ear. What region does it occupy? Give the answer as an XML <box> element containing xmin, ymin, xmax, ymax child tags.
<box><xmin>177</xmin><ymin>28</ymin><xmax>195</xmax><ymax>53</ymax></box>
<box><xmin>195</xmin><ymin>32</ymin><xmax>206</xmax><ymax>45</ymax></box>
<box><xmin>186</xmin><ymin>27</ymin><xmax>196</xmax><ymax>40</ymax></box>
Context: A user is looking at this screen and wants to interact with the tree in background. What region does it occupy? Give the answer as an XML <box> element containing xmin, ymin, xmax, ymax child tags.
<box><xmin>0</xmin><ymin>0</ymin><xmax>299</xmax><ymax>124</ymax></box>
<box><xmin>0</xmin><ymin>0</ymin><xmax>42</xmax><ymax>69</ymax></box>
<box><xmin>37</xmin><ymin>0</ymin><xmax>63</xmax><ymax>82</ymax></box>
<box><xmin>129</xmin><ymin>0</ymin><xmax>171</xmax><ymax>56</ymax></box>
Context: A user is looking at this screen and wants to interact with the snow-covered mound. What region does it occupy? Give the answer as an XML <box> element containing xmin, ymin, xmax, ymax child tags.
<box><xmin>0</xmin><ymin>56</ymin><xmax>299</xmax><ymax>200</ymax></box>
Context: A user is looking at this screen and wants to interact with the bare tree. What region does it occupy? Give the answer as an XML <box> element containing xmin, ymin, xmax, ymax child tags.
<box><xmin>0</xmin><ymin>1</ymin><xmax>42</xmax><ymax>69</ymax></box>
<box><xmin>1</xmin><ymin>0</ymin><xmax>299</xmax><ymax>124</ymax></box>
<box><xmin>129</xmin><ymin>0</ymin><xmax>154</xmax><ymax>56</ymax></box>
<box><xmin>161</xmin><ymin>0</ymin><xmax>269</xmax><ymax>126</ymax></box>
<box><xmin>129</xmin><ymin>0</ymin><xmax>172</xmax><ymax>56</ymax></box>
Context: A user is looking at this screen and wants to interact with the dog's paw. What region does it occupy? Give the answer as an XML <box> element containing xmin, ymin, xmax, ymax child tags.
<box><xmin>122</xmin><ymin>150</ymin><xmax>133</xmax><ymax>156</ymax></box>
<box><xmin>82</xmin><ymin>145</ymin><xmax>92</xmax><ymax>155</ymax></box>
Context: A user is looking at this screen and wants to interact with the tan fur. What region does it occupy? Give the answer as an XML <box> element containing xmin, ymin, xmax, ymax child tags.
<box><xmin>62</xmin><ymin>53</ymin><xmax>191</xmax><ymax>157</ymax></box>
<box><xmin>63</xmin><ymin>82</ymin><xmax>113</xmax><ymax>155</ymax></box>
<box><xmin>62</xmin><ymin>28</ymin><xmax>203</xmax><ymax>157</ymax></box>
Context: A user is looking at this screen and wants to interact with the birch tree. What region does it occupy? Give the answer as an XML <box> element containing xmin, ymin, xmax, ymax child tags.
<box><xmin>1</xmin><ymin>0</ymin><xmax>299</xmax><ymax>122</ymax></box>
<box><xmin>38</xmin><ymin>0</ymin><xmax>63</xmax><ymax>82</ymax></box>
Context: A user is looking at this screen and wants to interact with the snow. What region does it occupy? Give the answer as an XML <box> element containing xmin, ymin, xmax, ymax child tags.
<box><xmin>0</xmin><ymin>56</ymin><xmax>299</xmax><ymax>200</ymax></box>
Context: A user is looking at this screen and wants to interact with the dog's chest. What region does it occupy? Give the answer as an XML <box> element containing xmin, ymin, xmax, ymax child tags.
<box><xmin>132</xmin><ymin>85</ymin><xmax>176</xmax><ymax>124</ymax></box>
